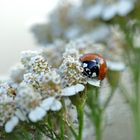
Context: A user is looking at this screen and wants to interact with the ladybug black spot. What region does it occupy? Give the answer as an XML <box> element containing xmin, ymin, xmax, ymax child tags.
<box><xmin>82</xmin><ymin>60</ymin><xmax>99</xmax><ymax>78</ymax></box>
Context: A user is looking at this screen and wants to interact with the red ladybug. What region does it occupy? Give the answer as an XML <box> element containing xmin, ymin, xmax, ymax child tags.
<box><xmin>80</xmin><ymin>53</ymin><xmax>107</xmax><ymax>80</ymax></box>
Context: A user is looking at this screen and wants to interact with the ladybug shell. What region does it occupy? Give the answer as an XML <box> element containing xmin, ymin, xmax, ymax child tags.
<box><xmin>80</xmin><ymin>53</ymin><xmax>107</xmax><ymax>80</ymax></box>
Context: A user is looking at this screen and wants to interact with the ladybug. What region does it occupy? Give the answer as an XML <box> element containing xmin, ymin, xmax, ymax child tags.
<box><xmin>80</xmin><ymin>53</ymin><xmax>107</xmax><ymax>80</ymax></box>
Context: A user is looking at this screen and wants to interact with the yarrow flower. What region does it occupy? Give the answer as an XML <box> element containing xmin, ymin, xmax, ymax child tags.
<box><xmin>0</xmin><ymin>0</ymin><xmax>138</xmax><ymax>139</ymax></box>
<box><xmin>15</xmin><ymin>83</ymin><xmax>42</xmax><ymax>115</ymax></box>
<box><xmin>0</xmin><ymin>94</ymin><xmax>16</xmax><ymax>126</ymax></box>
<box><xmin>10</xmin><ymin>64</ymin><xmax>25</xmax><ymax>83</ymax></box>
<box><xmin>0</xmin><ymin>82</ymin><xmax>17</xmax><ymax>97</ymax></box>
<box><xmin>0</xmin><ymin>82</ymin><xmax>17</xmax><ymax>133</ymax></box>
<box><xmin>59</xmin><ymin>54</ymin><xmax>86</xmax><ymax>87</ymax></box>
<box><xmin>21</xmin><ymin>51</ymin><xmax>63</xmax><ymax>113</ymax></box>
<box><xmin>59</xmin><ymin>42</ymin><xmax>107</xmax><ymax>91</ymax></box>
<box><xmin>31</xmin><ymin>0</ymin><xmax>135</xmax><ymax>45</ymax></box>
<box><xmin>21</xmin><ymin>51</ymin><xmax>49</xmax><ymax>74</ymax></box>
<box><xmin>105</xmin><ymin>26</ymin><xmax>126</xmax><ymax>71</ymax></box>
<box><xmin>84</xmin><ymin>0</ymin><xmax>135</xmax><ymax>21</ymax></box>
<box><xmin>0</xmin><ymin>41</ymin><xmax>108</xmax><ymax>133</ymax></box>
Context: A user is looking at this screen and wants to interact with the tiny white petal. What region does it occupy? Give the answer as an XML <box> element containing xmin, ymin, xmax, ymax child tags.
<box><xmin>40</xmin><ymin>97</ymin><xmax>55</xmax><ymax>111</ymax></box>
<box><xmin>117</xmin><ymin>0</ymin><xmax>134</xmax><ymax>16</ymax></box>
<box><xmin>102</xmin><ymin>5</ymin><xmax>117</xmax><ymax>21</ymax></box>
<box><xmin>5</xmin><ymin>116</ymin><xmax>19</xmax><ymax>133</ymax></box>
<box><xmin>84</xmin><ymin>4</ymin><xmax>103</xmax><ymax>20</ymax></box>
<box><xmin>50</xmin><ymin>100</ymin><xmax>62</xmax><ymax>111</ymax></box>
<box><xmin>29</xmin><ymin>107</ymin><xmax>46</xmax><ymax>122</ymax></box>
<box><xmin>107</xmin><ymin>61</ymin><xmax>125</xmax><ymax>71</ymax></box>
<box><xmin>9</xmin><ymin>64</ymin><xmax>25</xmax><ymax>83</ymax></box>
<box><xmin>75</xmin><ymin>84</ymin><xmax>85</xmax><ymax>93</ymax></box>
<box><xmin>15</xmin><ymin>109</ymin><xmax>26</xmax><ymax>121</ymax></box>
<box><xmin>61</xmin><ymin>86</ymin><xmax>76</xmax><ymax>96</ymax></box>
<box><xmin>88</xmin><ymin>79</ymin><xmax>101</xmax><ymax>87</ymax></box>
<box><xmin>61</xmin><ymin>84</ymin><xmax>85</xmax><ymax>96</ymax></box>
<box><xmin>0</xmin><ymin>87</ymin><xmax>7</xmax><ymax>94</ymax></box>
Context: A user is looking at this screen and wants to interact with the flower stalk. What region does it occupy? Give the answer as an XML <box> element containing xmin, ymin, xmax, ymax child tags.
<box><xmin>76</xmin><ymin>104</ymin><xmax>84</xmax><ymax>140</ymax></box>
<box><xmin>70</xmin><ymin>90</ymin><xmax>87</xmax><ymax>140</ymax></box>
<box><xmin>86</xmin><ymin>84</ymin><xmax>103</xmax><ymax>140</ymax></box>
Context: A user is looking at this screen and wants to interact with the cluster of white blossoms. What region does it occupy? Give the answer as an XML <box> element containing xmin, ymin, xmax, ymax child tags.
<box><xmin>0</xmin><ymin>1</ymin><xmax>138</xmax><ymax>139</ymax></box>
<box><xmin>84</xmin><ymin>0</ymin><xmax>135</xmax><ymax>21</ymax></box>
<box><xmin>1</xmin><ymin>41</ymin><xmax>107</xmax><ymax>133</ymax></box>
<box><xmin>31</xmin><ymin>0</ymin><xmax>135</xmax><ymax>44</ymax></box>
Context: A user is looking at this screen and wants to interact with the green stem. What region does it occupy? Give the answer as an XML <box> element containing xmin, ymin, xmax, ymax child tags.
<box><xmin>95</xmin><ymin>117</ymin><xmax>102</xmax><ymax>140</ymax></box>
<box><xmin>60</xmin><ymin>99</ymin><xmax>66</xmax><ymax>140</ymax></box>
<box><xmin>77</xmin><ymin>105</ymin><xmax>84</xmax><ymax>140</ymax></box>
<box><xmin>91</xmin><ymin>107</ymin><xmax>102</xmax><ymax>140</ymax></box>
<box><xmin>132</xmin><ymin>107</ymin><xmax>140</xmax><ymax>140</ymax></box>
<box><xmin>86</xmin><ymin>85</ymin><xmax>103</xmax><ymax>140</ymax></box>
<box><xmin>60</xmin><ymin>118</ymin><xmax>65</xmax><ymax>140</ymax></box>
<box><xmin>70</xmin><ymin>90</ymin><xmax>86</xmax><ymax>140</ymax></box>
<box><xmin>65</xmin><ymin>121</ymin><xmax>78</xmax><ymax>139</ymax></box>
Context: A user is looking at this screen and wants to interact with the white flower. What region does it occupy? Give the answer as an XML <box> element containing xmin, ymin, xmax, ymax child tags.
<box><xmin>0</xmin><ymin>85</ymin><xmax>7</xmax><ymax>94</ymax></box>
<box><xmin>117</xmin><ymin>0</ymin><xmax>134</xmax><ymax>16</ymax></box>
<box><xmin>59</xmin><ymin>54</ymin><xmax>87</xmax><ymax>87</ymax></box>
<box><xmin>107</xmin><ymin>61</ymin><xmax>125</xmax><ymax>71</ymax></box>
<box><xmin>15</xmin><ymin>109</ymin><xmax>27</xmax><ymax>121</ymax></box>
<box><xmin>5</xmin><ymin>116</ymin><xmax>19</xmax><ymax>133</ymax></box>
<box><xmin>50</xmin><ymin>99</ymin><xmax>62</xmax><ymax>111</ymax></box>
<box><xmin>87</xmin><ymin>79</ymin><xmax>101</xmax><ymax>87</ymax></box>
<box><xmin>10</xmin><ymin>64</ymin><xmax>25</xmax><ymax>83</ymax></box>
<box><xmin>40</xmin><ymin>97</ymin><xmax>55</xmax><ymax>111</ymax></box>
<box><xmin>16</xmin><ymin>83</ymin><xmax>42</xmax><ymax>113</ymax></box>
<box><xmin>84</xmin><ymin>4</ymin><xmax>103</xmax><ymax>20</ymax></box>
<box><xmin>40</xmin><ymin>69</ymin><xmax>61</xmax><ymax>84</ymax></box>
<box><xmin>40</xmin><ymin>97</ymin><xmax>62</xmax><ymax>111</ymax></box>
<box><xmin>101</xmin><ymin>5</ymin><xmax>117</xmax><ymax>21</ymax></box>
<box><xmin>0</xmin><ymin>82</ymin><xmax>16</xmax><ymax>96</ymax></box>
<box><xmin>61</xmin><ymin>84</ymin><xmax>85</xmax><ymax>96</ymax></box>
<box><xmin>28</xmin><ymin>96</ymin><xmax>62</xmax><ymax>122</ymax></box>
<box><xmin>28</xmin><ymin>107</ymin><xmax>46</xmax><ymax>122</ymax></box>
<box><xmin>28</xmin><ymin>55</ymin><xmax>49</xmax><ymax>74</ymax></box>
<box><xmin>83</xmin><ymin>0</ymin><xmax>135</xmax><ymax>21</ymax></box>
<box><xmin>21</xmin><ymin>50</ymin><xmax>41</xmax><ymax>66</ymax></box>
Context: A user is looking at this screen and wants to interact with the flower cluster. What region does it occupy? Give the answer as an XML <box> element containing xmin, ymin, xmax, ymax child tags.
<box><xmin>31</xmin><ymin>0</ymin><xmax>135</xmax><ymax>44</ymax></box>
<box><xmin>1</xmin><ymin>41</ymin><xmax>107</xmax><ymax>133</ymax></box>
<box><xmin>1</xmin><ymin>0</ymin><xmax>136</xmax><ymax>136</ymax></box>
<box><xmin>83</xmin><ymin>0</ymin><xmax>135</xmax><ymax>21</ymax></box>
<box><xmin>1</xmin><ymin>37</ymin><xmax>124</xmax><ymax>133</ymax></box>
